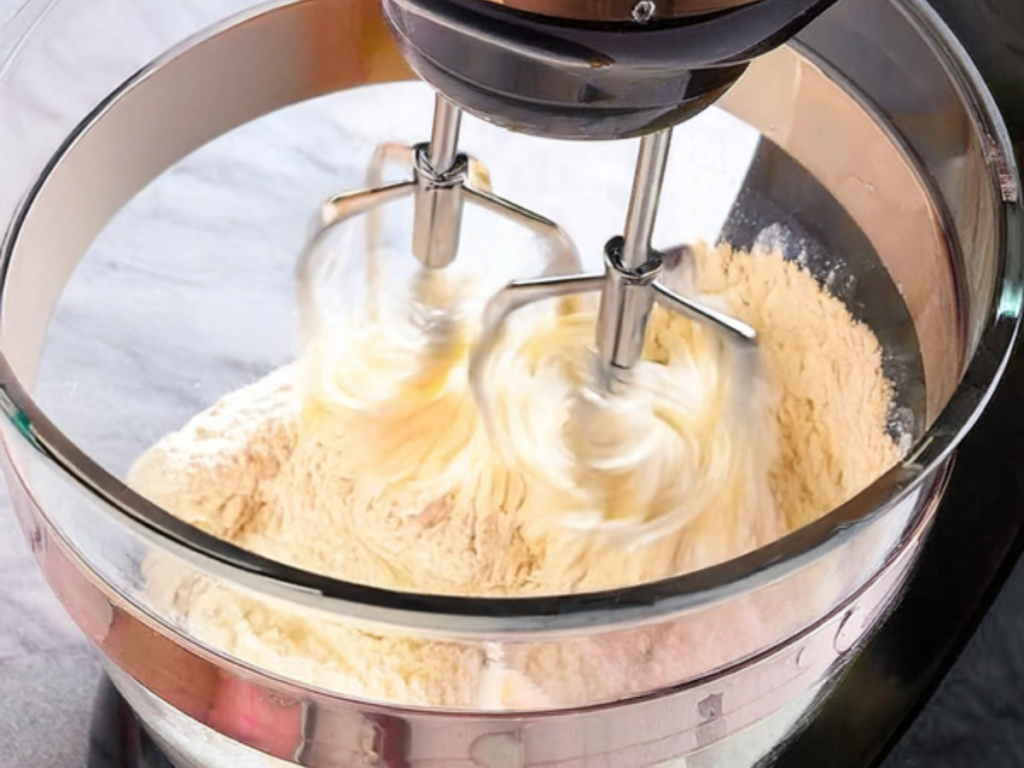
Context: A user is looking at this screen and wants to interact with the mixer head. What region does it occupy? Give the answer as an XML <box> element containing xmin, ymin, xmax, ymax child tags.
<box><xmin>382</xmin><ymin>0</ymin><xmax>843</xmax><ymax>140</ymax></box>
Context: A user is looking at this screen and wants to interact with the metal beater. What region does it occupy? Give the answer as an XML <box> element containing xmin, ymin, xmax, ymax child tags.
<box><xmin>299</xmin><ymin>94</ymin><xmax>583</xmax><ymax>343</ymax></box>
<box><xmin>301</xmin><ymin>108</ymin><xmax>755</xmax><ymax>417</ymax></box>
<box><xmin>470</xmin><ymin>128</ymin><xmax>757</xmax><ymax>408</ymax></box>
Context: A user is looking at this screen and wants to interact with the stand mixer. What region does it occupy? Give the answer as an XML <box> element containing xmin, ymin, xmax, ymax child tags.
<box><xmin>0</xmin><ymin>0</ymin><xmax>1020</xmax><ymax>767</ymax></box>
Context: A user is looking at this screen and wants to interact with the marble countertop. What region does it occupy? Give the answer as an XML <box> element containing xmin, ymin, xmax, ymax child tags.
<box><xmin>2</xmin><ymin>0</ymin><xmax>1024</xmax><ymax>766</ymax></box>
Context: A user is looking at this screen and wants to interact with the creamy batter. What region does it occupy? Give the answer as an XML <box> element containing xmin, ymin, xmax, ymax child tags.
<box><xmin>130</xmin><ymin>241</ymin><xmax>901</xmax><ymax>708</ymax></box>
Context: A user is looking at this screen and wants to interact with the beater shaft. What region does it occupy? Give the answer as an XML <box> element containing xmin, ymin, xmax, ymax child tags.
<box><xmin>653</xmin><ymin>282</ymin><xmax>757</xmax><ymax>345</ymax></box>
<box><xmin>427</xmin><ymin>94</ymin><xmax>461</xmax><ymax>171</ymax></box>
<box><xmin>413</xmin><ymin>95</ymin><xmax>466</xmax><ymax>268</ymax></box>
<box><xmin>621</xmin><ymin>131</ymin><xmax>672</xmax><ymax>271</ymax></box>
<box><xmin>596</xmin><ymin>130</ymin><xmax>672</xmax><ymax>381</ymax></box>
<box><xmin>300</xmin><ymin>94</ymin><xmax>584</xmax><ymax>342</ymax></box>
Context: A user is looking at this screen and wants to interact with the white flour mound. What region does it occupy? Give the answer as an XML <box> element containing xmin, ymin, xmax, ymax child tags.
<box><xmin>130</xmin><ymin>242</ymin><xmax>901</xmax><ymax>709</ymax></box>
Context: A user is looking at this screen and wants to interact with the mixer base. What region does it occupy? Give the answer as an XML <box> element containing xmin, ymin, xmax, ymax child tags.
<box><xmin>85</xmin><ymin>346</ymin><xmax>1024</xmax><ymax>768</ymax></box>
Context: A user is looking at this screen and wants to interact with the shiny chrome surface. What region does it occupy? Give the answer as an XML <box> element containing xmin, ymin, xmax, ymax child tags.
<box><xmin>720</xmin><ymin>37</ymin><xmax>966</xmax><ymax>419</ymax></box>
<box><xmin>471</xmin><ymin>126</ymin><xmax>757</xmax><ymax>392</ymax></box>
<box><xmin>622</xmin><ymin>132</ymin><xmax>674</xmax><ymax>272</ymax></box>
<box><xmin>0</xmin><ymin>0</ymin><xmax>1018</xmax><ymax>764</ymax></box>
<box><xmin>652</xmin><ymin>281</ymin><xmax>758</xmax><ymax>346</ymax></box>
<box><xmin>308</xmin><ymin>88</ymin><xmax>581</xmax><ymax>290</ymax></box>
<box><xmin>469</xmin><ymin>124</ymin><xmax>756</xmax><ymax>396</ymax></box>
<box><xmin>598</xmin><ymin>131</ymin><xmax>673</xmax><ymax>376</ymax></box>
<box><xmin>412</xmin><ymin>95</ymin><xmax>465</xmax><ymax>269</ymax></box>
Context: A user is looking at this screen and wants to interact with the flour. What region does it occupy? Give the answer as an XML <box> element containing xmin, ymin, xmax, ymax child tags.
<box><xmin>129</xmin><ymin>241</ymin><xmax>901</xmax><ymax>709</ymax></box>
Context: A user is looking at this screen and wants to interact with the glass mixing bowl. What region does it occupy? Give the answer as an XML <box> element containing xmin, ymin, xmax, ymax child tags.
<box><xmin>0</xmin><ymin>0</ymin><xmax>1019</xmax><ymax>765</ymax></box>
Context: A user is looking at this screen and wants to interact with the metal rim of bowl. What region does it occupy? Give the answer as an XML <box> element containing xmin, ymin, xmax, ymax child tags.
<box><xmin>0</xmin><ymin>0</ymin><xmax>1019</xmax><ymax>638</ymax></box>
